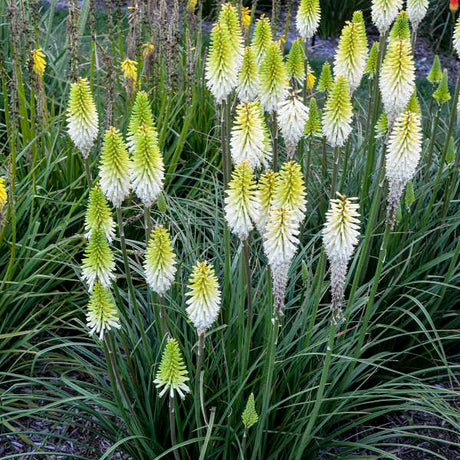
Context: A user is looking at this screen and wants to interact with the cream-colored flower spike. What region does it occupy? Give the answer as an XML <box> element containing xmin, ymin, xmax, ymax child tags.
<box><xmin>99</xmin><ymin>127</ymin><xmax>132</xmax><ymax>208</ymax></box>
<box><xmin>453</xmin><ymin>16</ymin><xmax>460</xmax><ymax>57</ymax></box>
<box><xmin>224</xmin><ymin>161</ymin><xmax>259</xmax><ymax>241</ymax></box>
<box><xmin>334</xmin><ymin>11</ymin><xmax>368</xmax><ymax>93</ymax></box>
<box><xmin>263</xmin><ymin>207</ymin><xmax>300</xmax><ymax>316</ymax></box>
<box><xmin>131</xmin><ymin>125</ymin><xmax>164</xmax><ymax>207</ymax></box>
<box><xmin>86</xmin><ymin>282</ymin><xmax>120</xmax><ymax>339</ymax></box>
<box><xmin>407</xmin><ymin>0</ymin><xmax>428</xmax><ymax>30</ymax></box>
<box><xmin>254</xmin><ymin>169</ymin><xmax>278</xmax><ymax>235</ymax></box>
<box><xmin>67</xmin><ymin>78</ymin><xmax>99</xmax><ymax>159</ymax></box>
<box><xmin>296</xmin><ymin>0</ymin><xmax>321</xmax><ymax>41</ymax></box>
<box><xmin>277</xmin><ymin>93</ymin><xmax>309</xmax><ymax>158</ymax></box>
<box><xmin>230</xmin><ymin>101</ymin><xmax>272</xmax><ymax>169</ymax></box>
<box><xmin>371</xmin><ymin>0</ymin><xmax>403</xmax><ymax>34</ymax></box>
<box><xmin>144</xmin><ymin>225</ymin><xmax>177</xmax><ymax>296</ymax></box>
<box><xmin>272</xmin><ymin>161</ymin><xmax>307</xmax><ymax>224</ymax></box>
<box><xmin>205</xmin><ymin>22</ymin><xmax>238</xmax><ymax>103</ymax></box>
<box><xmin>186</xmin><ymin>261</ymin><xmax>221</xmax><ymax>335</ymax></box>
<box><xmin>322</xmin><ymin>76</ymin><xmax>353</xmax><ymax>147</ymax></box>
<box><xmin>385</xmin><ymin>108</ymin><xmax>422</xmax><ymax>227</ymax></box>
<box><xmin>237</xmin><ymin>46</ymin><xmax>260</xmax><ymax>102</ymax></box>
<box><xmin>258</xmin><ymin>41</ymin><xmax>289</xmax><ymax>114</ymax></box>
<box><xmin>379</xmin><ymin>38</ymin><xmax>415</xmax><ymax>124</ymax></box>
<box><xmin>322</xmin><ymin>194</ymin><xmax>360</xmax><ymax>321</ymax></box>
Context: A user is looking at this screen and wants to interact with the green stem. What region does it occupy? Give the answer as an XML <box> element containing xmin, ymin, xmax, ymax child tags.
<box><xmin>169</xmin><ymin>395</ymin><xmax>180</xmax><ymax>460</ymax></box>
<box><xmin>195</xmin><ymin>333</ymin><xmax>207</xmax><ymax>432</ymax></box>
<box><xmin>440</xmin><ymin>73</ymin><xmax>460</xmax><ymax>219</ymax></box>
<box><xmin>330</xmin><ymin>146</ymin><xmax>340</xmax><ymax>198</ymax></box>
<box><xmin>424</xmin><ymin>103</ymin><xmax>442</xmax><ymax>183</ymax></box>
<box><xmin>343</xmin><ymin>221</ymin><xmax>392</xmax><ymax>390</ymax></box>
<box><xmin>242</xmin><ymin>238</ymin><xmax>253</xmax><ymax>376</ymax></box>
<box><xmin>272</xmin><ymin>113</ymin><xmax>279</xmax><ymax>172</ymax></box>
<box><xmin>295</xmin><ymin>321</ymin><xmax>338</xmax><ymax>458</ymax></box>
<box><xmin>84</xmin><ymin>156</ymin><xmax>93</xmax><ymax>189</ymax></box>
<box><xmin>116</xmin><ymin>207</ymin><xmax>150</xmax><ymax>355</ymax></box>
<box><xmin>252</xmin><ymin>272</ymin><xmax>277</xmax><ymax>460</ymax></box>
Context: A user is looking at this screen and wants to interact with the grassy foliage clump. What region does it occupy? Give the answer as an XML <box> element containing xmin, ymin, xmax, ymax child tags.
<box><xmin>0</xmin><ymin>1</ymin><xmax>459</xmax><ymax>459</ymax></box>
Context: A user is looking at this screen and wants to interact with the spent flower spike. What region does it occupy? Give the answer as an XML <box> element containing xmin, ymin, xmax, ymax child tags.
<box><xmin>86</xmin><ymin>282</ymin><xmax>120</xmax><ymax>339</ymax></box>
<box><xmin>224</xmin><ymin>161</ymin><xmax>259</xmax><ymax>241</ymax></box>
<box><xmin>144</xmin><ymin>226</ymin><xmax>177</xmax><ymax>296</ymax></box>
<box><xmin>67</xmin><ymin>78</ymin><xmax>99</xmax><ymax>159</ymax></box>
<box><xmin>186</xmin><ymin>261</ymin><xmax>221</xmax><ymax>335</ymax></box>
<box><xmin>154</xmin><ymin>338</ymin><xmax>190</xmax><ymax>399</ymax></box>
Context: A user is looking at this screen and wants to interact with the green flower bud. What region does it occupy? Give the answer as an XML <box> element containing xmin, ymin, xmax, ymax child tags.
<box><xmin>433</xmin><ymin>69</ymin><xmax>451</xmax><ymax>105</ymax></box>
<box><xmin>154</xmin><ymin>338</ymin><xmax>190</xmax><ymax>399</ymax></box>
<box><xmin>365</xmin><ymin>42</ymin><xmax>379</xmax><ymax>79</ymax></box>
<box><xmin>304</xmin><ymin>97</ymin><xmax>322</xmax><ymax>138</ymax></box>
<box><xmin>404</xmin><ymin>180</ymin><xmax>415</xmax><ymax>207</ymax></box>
<box><xmin>390</xmin><ymin>11</ymin><xmax>411</xmax><ymax>42</ymax></box>
<box><xmin>242</xmin><ymin>393</ymin><xmax>259</xmax><ymax>429</ymax></box>
<box><xmin>251</xmin><ymin>16</ymin><xmax>273</xmax><ymax>64</ymax></box>
<box><xmin>445</xmin><ymin>137</ymin><xmax>456</xmax><ymax>165</ymax></box>
<box><xmin>286</xmin><ymin>38</ymin><xmax>306</xmax><ymax>84</ymax></box>
<box><xmin>317</xmin><ymin>62</ymin><xmax>333</xmax><ymax>93</ymax></box>
<box><xmin>427</xmin><ymin>55</ymin><xmax>442</xmax><ymax>85</ymax></box>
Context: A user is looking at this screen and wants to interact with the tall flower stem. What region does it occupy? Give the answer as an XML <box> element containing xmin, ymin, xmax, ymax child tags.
<box><xmin>361</xmin><ymin>32</ymin><xmax>387</xmax><ymax>212</ymax></box>
<box><xmin>194</xmin><ymin>332</ymin><xmax>207</xmax><ymax>432</ymax></box>
<box><xmin>424</xmin><ymin>103</ymin><xmax>441</xmax><ymax>183</ymax></box>
<box><xmin>116</xmin><ymin>207</ymin><xmax>151</xmax><ymax>356</ymax></box>
<box><xmin>440</xmin><ymin>73</ymin><xmax>460</xmax><ymax>219</ymax></box>
<box><xmin>242</xmin><ymin>238</ymin><xmax>253</xmax><ymax>375</ymax></box>
<box><xmin>169</xmin><ymin>395</ymin><xmax>180</xmax><ymax>460</ymax></box>
<box><xmin>342</xmin><ymin>220</ymin><xmax>392</xmax><ymax>391</ymax></box>
<box><xmin>272</xmin><ymin>113</ymin><xmax>279</xmax><ymax>172</ymax></box>
<box><xmin>222</xmin><ymin>100</ymin><xmax>231</xmax><ymax>316</ymax></box>
<box><xmin>84</xmin><ymin>157</ymin><xmax>93</xmax><ymax>189</ymax></box>
<box><xmin>330</xmin><ymin>146</ymin><xmax>340</xmax><ymax>198</ymax></box>
<box><xmin>252</xmin><ymin>273</ymin><xmax>277</xmax><ymax>460</ymax></box>
<box><xmin>303</xmin><ymin>40</ymin><xmax>309</xmax><ymax>103</ymax></box>
<box><xmin>295</xmin><ymin>320</ymin><xmax>338</xmax><ymax>458</ymax></box>
<box><xmin>144</xmin><ymin>204</ymin><xmax>152</xmax><ymax>244</ymax></box>
<box><xmin>304</xmin><ymin>136</ymin><xmax>313</xmax><ymax>191</ymax></box>
<box><xmin>321</xmin><ymin>136</ymin><xmax>327</xmax><ymax>183</ymax></box>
